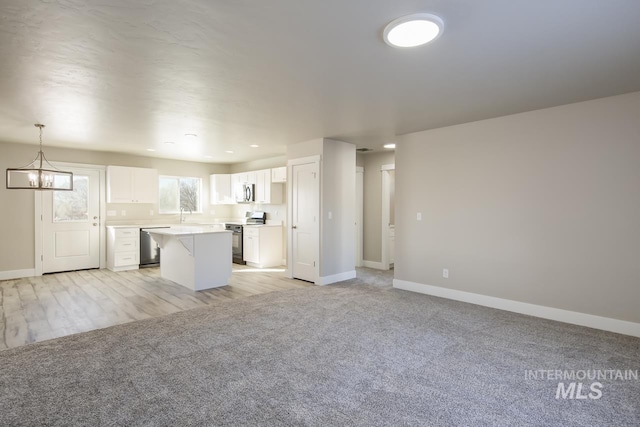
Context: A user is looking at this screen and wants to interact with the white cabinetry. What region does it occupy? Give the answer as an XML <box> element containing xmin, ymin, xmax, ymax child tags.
<box><xmin>254</xmin><ymin>169</ymin><xmax>283</xmax><ymax>204</ymax></box>
<box><xmin>210</xmin><ymin>174</ymin><xmax>235</xmax><ymax>204</ymax></box>
<box><xmin>271</xmin><ymin>166</ymin><xmax>286</xmax><ymax>183</ymax></box>
<box><xmin>243</xmin><ymin>226</ymin><xmax>282</xmax><ymax>268</ymax></box>
<box><xmin>107</xmin><ymin>227</ymin><xmax>140</xmax><ymax>271</ymax></box>
<box><xmin>107</xmin><ymin>166</ymin><xmax>158</xmax><ymax>203</ymax></box>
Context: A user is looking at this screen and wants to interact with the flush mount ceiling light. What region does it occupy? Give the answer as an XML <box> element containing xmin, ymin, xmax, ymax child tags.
<box><xmin>6</xmin><ymin>124</ymin><xmax>73</xmax><ymax>190</ymax></box>
<box><xmin>225</xmin><ymin>150</ymin><xmax>234</xmax><ymax>154</ymax></box>
<box><xmin>146</xmin><ymin>148</ymin><xmax>156</xmax><ymax>152</ymax></box>
<box><xmin>184</xmin><ymin>133</ymin><xmax>197</xmax><ymax>138</ymax></box>
<box><xmin>383</xmin><ymin>13</ymin><xmax>444</xmax><ymax>48</ymax></box>
<box><xmin>383</xmin><ymin>143</ymin><xmax>396</xmax><ymax>149</ymax></box>
<box><xmin>249</xmin><ymin>144</ymin><xmax>259</xmax><ymax>148</ymax></box>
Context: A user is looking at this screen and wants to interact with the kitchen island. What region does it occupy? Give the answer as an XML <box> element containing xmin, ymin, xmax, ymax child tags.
<box><xmin>147</xmin><ymin>227</ymin><xmax>232</xmax><ymax>291</ymax></box>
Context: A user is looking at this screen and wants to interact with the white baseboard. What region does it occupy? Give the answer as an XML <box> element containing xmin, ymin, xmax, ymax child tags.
<box><xmin>318</xmin><ymin>270</ymin><xmax>357</xmax><ymax>286</ymax></box>
<box><xmin>363</xmin><ymin>260</ymin><xmax>386</xmax><ymax>270</ymax></box>
<box><xmin>0</xmin><ymin>269</ymin><xmax>36</xmax><ymax>281</ymax></box>
<box><xmin>393</xmin><ymin>279</ymin><xmax>640</xmax><ymax>338</ymax></box>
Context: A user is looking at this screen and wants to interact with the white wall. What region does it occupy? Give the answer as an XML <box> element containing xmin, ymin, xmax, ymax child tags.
<box><xmin>320</xmin><ymin>139</ymin><xmax>356</xmax><ymax>277</ymax></box>
<box><xmin>395</xmin><ymin>91</ymin><xmax>640</xmax><ymax>324</ymax></box>
<box><xmin>287</xmin><ymin>138</ymin><xmax>356</xmax><ymax>283</ymax></box>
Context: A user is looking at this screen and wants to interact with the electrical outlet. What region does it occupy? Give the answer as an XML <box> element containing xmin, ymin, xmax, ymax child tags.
<box><xmin>149</xmin><ymin>210</ymin><xmax>154</xmax><ymax>216</ymax></box>
<box><xmin>106</xmin><ymin>210</ymin><xmax>116</xmax><ymax>217</ymax></box>
<box><xmin>443</xmin><ymin>268</ymin><xmax>449</xmax><ymax>279</ymax></box>
<box><xmin>328</xmin><ymin>211</ymin><xmax>333</xmax><ymax>220</ymax></box>
<box><xmin>417</xmin><ymin>212</ymin><xmax>422</xmax><ymax>221</ymax></box>
<box><xmin>121</xmin><ymin>210</ymin><xmax>126</xmax><ymax>216</ymax></box>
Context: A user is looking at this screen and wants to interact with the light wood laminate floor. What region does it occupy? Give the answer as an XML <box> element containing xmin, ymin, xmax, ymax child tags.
<box><xmin>0</xmin><ymin>265</ymin><xmax>312</xmax><ymax>351</ymax></box>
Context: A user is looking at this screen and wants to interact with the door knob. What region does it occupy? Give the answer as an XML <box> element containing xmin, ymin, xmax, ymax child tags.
<box><xmin>93</xmin><ymin>223</ymin><xmax>98</xmax><ymax>226</ymax></box>
<box><xmin>94</xmin><ymin>216</ymin><xmax>98</xmax><ymax>220</ymax></box>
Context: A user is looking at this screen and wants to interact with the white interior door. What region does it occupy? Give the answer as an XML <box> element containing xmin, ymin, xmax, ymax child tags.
<box><xmin>291</xmin><ymin>161</ymin><xmax>319</xmax><ymax>282</ymax></box>
<box><xmin>42</xmin><ymin>168</ymin><xmax>101</xmax><ymax>273</ymax></box>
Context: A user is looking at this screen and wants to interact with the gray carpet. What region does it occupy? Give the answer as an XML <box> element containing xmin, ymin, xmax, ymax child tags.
<box><xmin>1</xmin><ymin>274</ymin><xmax>639</xmax><ymax>426</ymax></box>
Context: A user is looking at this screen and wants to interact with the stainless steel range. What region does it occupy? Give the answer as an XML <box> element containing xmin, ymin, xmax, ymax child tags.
<box><xmin>225</xmin><ymin>211</ymin><xmax>266</xmax><ymax>264</ymax></box>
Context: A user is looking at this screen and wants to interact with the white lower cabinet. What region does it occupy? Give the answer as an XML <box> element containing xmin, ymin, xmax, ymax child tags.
<box><xmin>243</xmin><ymin>226</ymin><xmax>282</xmax><ymax>268</ymax></box>
<box><xmin>107</xmin><ymin>227</ymin><xmax>140</xmax><ymax>271</ymax></box>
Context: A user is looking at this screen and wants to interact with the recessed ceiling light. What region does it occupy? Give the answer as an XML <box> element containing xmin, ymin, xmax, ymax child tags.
<box><xmin>184</xmin><ymin>133</ymin><xmax>198</xmax><ymax>138</ymax></box>
<box><xmin>164</xmin><ymin>141</ymin><xmax>175</xmax><ymax>145</ymax></box>
<box><xmin>204</xmin><ymin>155</ymin><xmax>213</xmax><ymax>159</ymax></box>
<box><xmin>146</xmin><ymin>148</ymin><xmax>156</xmax><ymax>152</ymax></box>
<box><xmin>383</xmin><ymin>13</ymin><xmax>444</xmax><ymax>48</ymax></box>
<box><xmin>249</xmin><ymin>144</ymin><xmax>259</xmax><ymax>148</ymax></box>
<box><xmin>383</xmin><ymin>143</ymin><xmax>396</xmax><ymax>149</ymax></box>
<box><xmin>225</xmin><ymin>150</ymin><xmax>234</xmax><ymax>154</ymax></box>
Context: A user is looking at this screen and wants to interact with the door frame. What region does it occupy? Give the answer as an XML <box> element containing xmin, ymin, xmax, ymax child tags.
<box><xmin>286</xmin><ymin>155</ymin><xmax>321</xmax><ymax>283</ymax></box>
<box><xmin>34</xmin><ymin>163</ymin><xmax>107</xmax><ymax>276</ymax></box>
<box><xmin>355</xmin><ymin>166</ymin><xmax>364</xmax><ymax>267</ymax></box>
<box><xmin>380</xmin><ymin>163</ymin><xmax>395</xmax><ymax>271</ymax></box>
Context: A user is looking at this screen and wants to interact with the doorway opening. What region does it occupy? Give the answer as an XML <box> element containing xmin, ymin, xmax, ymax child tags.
<box><xmin>381</xmin><ymin>164</ymin><xmax>395</xmax><ymax>271</ymax></box>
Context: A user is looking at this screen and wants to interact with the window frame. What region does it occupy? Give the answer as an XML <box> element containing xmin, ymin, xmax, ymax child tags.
<box><xmin>158</xmin><ymin>175</ymin><xmax>203</xmax><ymax>214</ymax></box>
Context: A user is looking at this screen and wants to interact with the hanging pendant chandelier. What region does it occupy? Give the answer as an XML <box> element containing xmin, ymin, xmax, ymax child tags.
<box><xmin>6</xmin><ymin>124</ymin><xmax>73</xmax><ymax>190</ymax></box>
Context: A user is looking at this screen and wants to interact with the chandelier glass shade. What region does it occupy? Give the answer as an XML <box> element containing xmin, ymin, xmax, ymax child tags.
<box><xmin>6</xmin><ymin>124</ymin><xmax>73</xmax><ymax>190</ymax></box>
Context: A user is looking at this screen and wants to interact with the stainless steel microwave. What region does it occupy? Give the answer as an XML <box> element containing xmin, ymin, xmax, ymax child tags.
<box><xmin>236</xmin><ymin>183</ymin><xmax>255</xmax><ymax>203</ymax></box>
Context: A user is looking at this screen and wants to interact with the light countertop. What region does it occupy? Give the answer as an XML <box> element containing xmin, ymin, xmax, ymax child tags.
<box><xmin>145</xmin><ymin>227</ymin><xmax>231</xmax><ymax>236</ymax></box>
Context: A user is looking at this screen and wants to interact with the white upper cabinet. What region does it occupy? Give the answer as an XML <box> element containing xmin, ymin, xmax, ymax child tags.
<box><xmin>107</xmin><ymin>166</ymin><xmax>158</xmax><ymax>203</ymax></box>
<box><xmin>254</xmin><ymin>169</ymin><xmax>271</xmax><ymax>204</ymax></box>
<box><xmin>210</xmin><ymin>174</ymin><xmax>235</xmax><ymax>205</ymax></box>
<box><xmin>255</xmin><ymin>169</ymin><xmax>283</xmax><ymax>204</ymax></box>
<box><xmin>271</xmin><ymin>166</ymin><xmax>286</xmax><ymax>183</ymax></box>
<box><xmin>233</xmin><ymin>171</ymin><xmax>256</xmax><ymax>185</ymax></box>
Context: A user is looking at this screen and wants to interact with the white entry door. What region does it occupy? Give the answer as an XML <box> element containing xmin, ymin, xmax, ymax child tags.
<box><xmin>41</xmin><ymin>168</ymin><xmax>101</xmax><ymax>273</ymax></box>
<box><xmin>291</xmin><ymin>161</ymin><xmax>319</xmax><ymax>283</ymax></box>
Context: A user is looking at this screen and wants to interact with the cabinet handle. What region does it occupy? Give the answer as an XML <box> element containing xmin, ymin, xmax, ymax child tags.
<box><xmin>292</xmin><ymin>225</ymin><xmax>297</xmax><ymax>229</ymax></box>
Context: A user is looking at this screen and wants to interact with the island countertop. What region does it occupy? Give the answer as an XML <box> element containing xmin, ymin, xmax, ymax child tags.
<box><xmin>146</xmin><ymin>227</ymin><xmax>231</xmax><ymax>236</ymax></box>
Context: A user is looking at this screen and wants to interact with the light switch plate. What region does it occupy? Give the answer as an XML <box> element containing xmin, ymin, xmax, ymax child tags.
<box><xmin>121</xmin><ymin>210</ymin><xmax>126</xmax><ymax>216</ymax></box>
<box><xmin>417</xmin><ymin>212</ymin><xmax>422</xmax><ymax>221</ymax></box>
<box><xmin>106</xmin><ymin>210</ymin><xmax>116</xmax><ymax>217</ymax></box>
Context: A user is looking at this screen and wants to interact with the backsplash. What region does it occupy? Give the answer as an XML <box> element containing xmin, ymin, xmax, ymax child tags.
<box><xmin>230</xmin><ymin>202</ymin><xmax>287</xmax><ymax>225</ymax></box>
<box><xmin>104</xmin><ymin>202</ymin><xmax>286</xmax><ymax>226</ymax></box>
<box><xmin>105</xmin><ymin>203</ymin><xmax>234</xmax><ymax>225</ymax></box>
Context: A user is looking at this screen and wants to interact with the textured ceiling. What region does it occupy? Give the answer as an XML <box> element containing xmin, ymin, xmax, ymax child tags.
<box><xmin>1</xmin><ymin>0</ymin><xmax>640</xmax><ymax>163</ymax></box>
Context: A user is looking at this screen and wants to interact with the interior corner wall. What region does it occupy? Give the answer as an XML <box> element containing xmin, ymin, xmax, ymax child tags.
<box><xmin>362</xmin><ymin>151</ymin><xmax>395</xmax><ymax>263</ymax></box>
<box><xmin>320</xmin><ymin>139</ymin><xmax>356</xmax><ymax>278</ymax></box>
<box><xmin>395</xmin><ymin>90</ymin><xmax>640</xmax><ymax>324</ymax></box>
